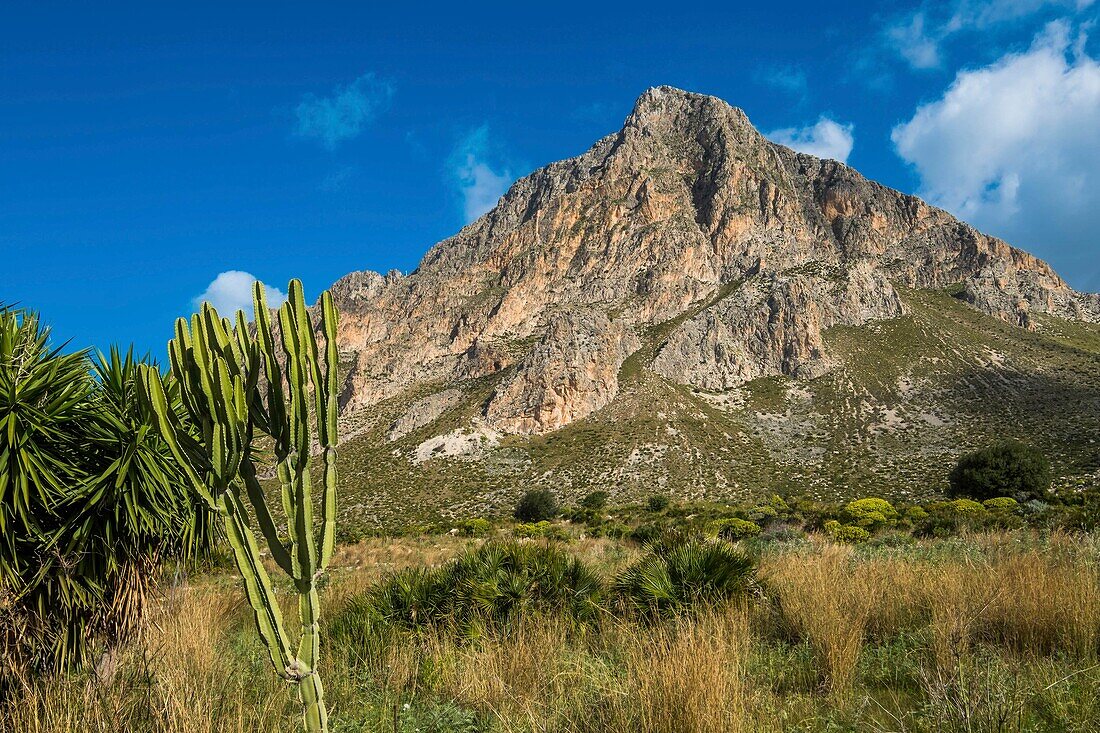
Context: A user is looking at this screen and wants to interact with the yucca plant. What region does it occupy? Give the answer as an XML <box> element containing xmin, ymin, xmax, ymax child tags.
<box><xmin>615</xmin><ymin>538</ymin><xmax>756</xmax><ymax>618</ymax></box>
<box><xmin>139</xmin><ymin>280</ymin><xmax>339</xmax><ymax>733</ymax></box>
<box><xmin>0</xmin><ymin>308</ymin><xmax>212</xmax><ymax>673</ymax></box>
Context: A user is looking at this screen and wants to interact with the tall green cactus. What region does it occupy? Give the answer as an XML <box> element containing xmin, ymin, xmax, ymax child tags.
<box><xmin>138</xmin><ymin>280</ymin><xmax>339</xmax><ymax>733</ymax></box>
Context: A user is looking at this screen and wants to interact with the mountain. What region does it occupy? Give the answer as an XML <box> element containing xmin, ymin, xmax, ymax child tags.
<box><xmin>322</xmin><ymin>87</ymin><xmax>1100</xmax><ymax>532</ymax></box>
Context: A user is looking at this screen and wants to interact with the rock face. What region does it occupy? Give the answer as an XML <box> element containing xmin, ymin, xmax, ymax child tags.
<box><xmin>485</xmin><ymin>309</ymin><xmax>640</xmax><ymax>434</ymax></box>
<box><xmin>328</xmin><ymin>86</ymin><xmax>1099</xmax><ymax>436</ymax></box>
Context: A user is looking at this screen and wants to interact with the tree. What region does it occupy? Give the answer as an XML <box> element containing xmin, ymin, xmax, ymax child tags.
<box><xmin>580</xmin><ymin>490</ymin><xmax>609</xmax><ymax>511</ymax></box>
<box><xmin>0</xmin><ymin>306</ymin><xmax>212</xmax><ymax>672</ymax></box>
<box><xmin>514</xmin><ymin>489</ymin><xmax>559</xmax><ymax>523</ymax></box>
<box><xmin>139</xmin><ymin>280</ymin><xmax>339</xmax><ymax>733</ymax></box>
<box><xmin>949</xmin><ymin>441</ymin><xmax>1052</xmax><ymax>502</ymax></box>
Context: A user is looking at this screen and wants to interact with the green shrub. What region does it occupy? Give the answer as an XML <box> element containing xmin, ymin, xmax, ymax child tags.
<box><xmin>454</xmin><ymin>518</ymin><xmax>492</xmax><ymax>537</ymax></box>
<box><xmin>843</xmin><ymin>498</ymin><xmax>899</xmax><ymax>531</ymax></box>
<box><xmin>824</xmin><ymin>520</ymin><xmax>871</xmax><ymax>544</ymax></box>
<box><xmin>903</xmin><ymin>506</ymin><xmax>929</xmax><ymax>524</ymax></box>
<box><xmin>708</xmin><ymin>517</ymin><xmax>762</xmax><ymax>541</ymax></box>
<box><xmin>590</xmin><ymin>521</ymin><xmax>631</xmax><ymax>540</ymax></box>
<box><xmin>746</xmin><ymin>504</ymin><xmax>779</xmax><ymax>524</ymax></box>
<box><xmin>630</xmin><ymin>522</ymin><xmax>666</xmax><ymax>545</ymax></box>
<box><xmin>514</xmin><ymin>489</ymin><xmax>559</xmax><ymax>523</ymax></box>
<box><xmin>949</xmin><ymin>441</ymin><xmax>1052</xmax><ymax>502</ymax></box>
<box><xmin>647</xmin><ymin>494</ymin><xmax>671</xmax><ymax>512</ymax></box>
<box><xmin>614</xmin><ymin>539</ymin><xmax>756</xmax><ymax>617</ymax></box>
<box><xmin>949</xmin><ymin>498</ymin><xmax>986</xmax><ymax>515</ymax></box>
<box><xmin>982</xmin><ymin>497</ymin><xmax>1019</xmax><ymax>513</ymax></box>
<box><xmin>579</xmin><ymin>490</ymin><xmax>609</xmax><ymax>510</ymax></box>
<box><xmin>333</xmin><ymin>541</ymin><xmax>605</xmax><ymax>638</ymax></box>
<box><xmin>513</xmin><ymin>521</ymin><xmax>569</xmax><ymax>541</ymax></box>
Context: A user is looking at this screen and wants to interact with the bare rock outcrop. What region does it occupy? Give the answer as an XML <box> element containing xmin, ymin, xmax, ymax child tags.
<box><xmin>653</xmin><ymin>262</ymin><xmax>906</xmax><ymax>388</ymax></box>
<box><xmin>323</xmin><ymin>86</ymin><xmax>1099</xmax><ymax>437</ymax></box>
<box><xmin>485</xmin><ymin>310</ymin><xmax>640</xmax><ymax>434</ymax></box>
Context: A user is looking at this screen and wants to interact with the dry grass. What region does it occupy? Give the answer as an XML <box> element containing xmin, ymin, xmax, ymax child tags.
<box><xmin>763</xmin><ymin>544</ymin><xmax>880</xmax><ymax>695</ymax></box>
<box><xmin>4</xmin><ymin>532</ymin><xmax>1100</xmax><ymax>732</ymax></box>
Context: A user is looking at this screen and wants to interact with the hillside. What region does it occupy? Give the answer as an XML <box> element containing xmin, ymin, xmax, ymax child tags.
<box><xmin>317</xmin><ymin>87</ymin><xmax>1099</xmax><ymax>534</ymax></box>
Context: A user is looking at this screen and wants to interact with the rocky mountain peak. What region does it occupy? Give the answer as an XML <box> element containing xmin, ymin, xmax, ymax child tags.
<box><xmin>328</xmin><ymin>86</ymin><xmax>1099</xmax><ymax>437</ymax></box>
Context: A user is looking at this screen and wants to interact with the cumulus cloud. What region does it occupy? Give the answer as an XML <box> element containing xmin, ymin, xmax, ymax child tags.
<box><xmin>449</xmin><ymin>125</ymin><xmax>515</xmax><ymax>224</ymax></box>
<box><xmin>294</xmin><ymin>72</ymin><xmax>393</xmax><ymax>148</ymax></box>
<box><xmin>892</xmin><ymin>21</ymin><xmax>1100</xmax><ymax>288</ymax></box>
<box><xmin>885</xmin><ymin>0</ymin><xmax>1094</xmax><ymax>69</ymax></box>
<box><xmin>192</xmin><ymin>271</ymin><xmax>287</xmax><ymax>318</ymax></box>
<box><xmin>766</xmin><ymin>117</ymin><xmax>855</xmax><ymax>163</ymax></box>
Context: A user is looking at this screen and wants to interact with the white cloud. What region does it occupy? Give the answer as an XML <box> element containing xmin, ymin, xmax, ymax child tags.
<box><xmin>885</xmin><ymin>0</ymin><xmax>1094</xmax><ymax>69</ymax></box>
<box><xmin>294</xmin><ymin>72</ymin><xmax>393</xmax><ymax>149</ymax></box>
<box><xmin>767</xmin><ymin>117</ymin><xmax>855</xmax><ymax>163</ymax></box>
<box><xmin>888</xmin><ymin>12</ymin><xmax>943</xmax><ymax>70</ymax></box>
<box><xmin>192</xmin><ymin>271</ymin><xmax>287</xmax><ymax>317</ymax></box>
<box><xmin>892</xmin><ymin>21</ymin><xmax>1100</xmax><ymax>288</ymax></box>
<box><xmin>450</xmin><ymin>125</ymin><xmax>514</xmax><ymax>224</ymax></box>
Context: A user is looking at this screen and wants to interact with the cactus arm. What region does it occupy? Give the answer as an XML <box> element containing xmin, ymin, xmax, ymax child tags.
<box><xmin>222</xmin><ymin>487</ymin><xmax>294</xmax><ymax>675</ymax></box>
<box><xmin>317</xmin><ymin>291</ymin><xmax>339</xmax><ymax>570</ymax></box>
<box><xmin>237</xmin><ymin>459</ymin><xmax>294</xmax><ymax>576</ymax></box>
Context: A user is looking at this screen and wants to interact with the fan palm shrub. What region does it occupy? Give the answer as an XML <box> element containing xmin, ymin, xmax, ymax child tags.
<box><xmin>614</xmin><ymin>538</ymin><xmax>756</xmax><ymax>618</ymax></box>
<box><xmin>336</xmin><ymin>541</ymin><xmax>605</xmax><ymax>641</ymax></box>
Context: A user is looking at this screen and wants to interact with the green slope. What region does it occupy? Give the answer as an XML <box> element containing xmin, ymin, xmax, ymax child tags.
<box><xmin>331</xmin><ymin>289</ymin><xmax>1100</xmax><ymax>536</ymax></box>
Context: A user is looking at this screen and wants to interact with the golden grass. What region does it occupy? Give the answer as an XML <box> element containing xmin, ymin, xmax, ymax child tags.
<box><xmin>4</xmin><ymin>532</ymin><xmax>1100</xmax><ymax>732</ymax></box>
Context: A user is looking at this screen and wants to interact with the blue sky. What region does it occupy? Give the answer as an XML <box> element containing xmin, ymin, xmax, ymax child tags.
<box><xmin>3</xmin><ymin>1</ymin><xmax>1099</xmax><ymax>354</ymax></box>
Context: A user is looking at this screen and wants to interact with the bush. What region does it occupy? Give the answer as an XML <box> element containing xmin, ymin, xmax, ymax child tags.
<box><xmin>708</xmin><ymin>517</ymin><xmax>762</xmax><ymax>541</ymax></box>
<box><xmin>614</xmin><ymin>538</ymin><xmax>756</xmax><ymax>617</ymax></box>
<box><xmin>982</xmin><ymin>496</ymin><xmax>1020</xmax><ymax>513</ymax></box>
<box><xmin>334</xmin><ymin>541</ymin><xmax>605</xmax><ymax>638</ymax></box>
<box><xmin>590</xmin><ymin>521</ymin><xmax>631</xmax><ymax>540</ymax></box>
<box><xmin>843</xmin><ymin>498</ymin><xmax>899</xmax><ymax>531</ymax></box>
<box><xmin>949</xmin><ymin>498</ymin><xmax>986</xmax><ymax>515</ymax></box>
<box><xmin>746</xmin><ymin>504</ymin><xmax>779</xmax><ymax>524</ymax></box>
<box><xmin>579</xmin><ymin>490</ymin><xmax>609</xmax><ymax>510</ymax></box>
<box><xmin>949</xmin><ymin>441</ymin><xmax>1052</xmax><ymax>502</ymax></box>
<box><xmin>454</xmin><ymin>518</ymin><xmax>492</xmax><ymax>537</ymax></box>
<box><xmin>824</xmin><ymin>520</ymin><xmax>871</xmax><ymax>544</ymax></box>
<box><xmin>630</xmin><ymin>522</ymin><xmax>667</xmax><ymax>545</ymax></box>
<box><xmin>514</xmin><ymin>521</ymin><xmax>570</xmax><ymax>541</ymax></box>
<box><xmin>647</xmin><ymin>494</ymin><xmax>671</xmax><ymax>512</ymax></box>
<box><xmin>514</xmin><ymin>489</ymin><xmax>559</xmax><ymax>523</ymax></box>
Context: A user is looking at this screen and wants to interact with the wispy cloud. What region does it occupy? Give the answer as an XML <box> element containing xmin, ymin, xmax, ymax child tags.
<box><xmin>893</xmin><ymin>20</ymin><xmax>1100</xmax><ymax>286</ymax></box>
<box><xmin>883</xmin><ymin>0</ymin><xmax>1095</xmax><ymax>70</ymax></box>
<box><xmin>192</xmin><ymin>271</ymin><xmax>287</xmax><ymax>317</ymax></box>
<box><xmin>754</xmin><ymin>64</ymin><xmax>809</xmax><ymax>99</ymax></box>
<box><xmin>767</xmin><ymin>117</ymin><xmax>855</xmax><ymax>163</ymax></box>
<box><xmin>294</xmin><ymin>72</ymin><xmax>394</xmax><ymax>149</ymax></box>
<box><xmin>449</xmin><ymin>125</ymin><xmax>515</xmax><ymax>224</ymax></box>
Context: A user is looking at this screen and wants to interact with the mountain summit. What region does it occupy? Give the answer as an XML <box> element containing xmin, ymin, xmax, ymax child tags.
<box><xmin>323</xmin><ymin>87</ymin><xmax>1099</xmax><ymax>523</ymax></box>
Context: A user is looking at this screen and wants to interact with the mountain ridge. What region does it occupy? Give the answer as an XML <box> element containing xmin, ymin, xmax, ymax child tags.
<box><xmin>326</xmin><ymin>86</ymin><xmax>1097</xmax><ymax>438</ymax></box>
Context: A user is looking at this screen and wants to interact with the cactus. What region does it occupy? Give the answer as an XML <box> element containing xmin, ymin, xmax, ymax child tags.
<box><xmin>138</xmin><ymin>279</ymin><xmax>339</xmax><ymax>733</ymax></box>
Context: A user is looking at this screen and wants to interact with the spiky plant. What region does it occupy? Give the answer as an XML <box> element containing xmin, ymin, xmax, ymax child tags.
<box><xmin>614</xmin><ymin>538</ymin><xmax>756</xmax><ymax>618</ymax></box>
<box><xmin>339</xmin><ymin>541</ymin><xmax>606</xmax><ymax>641</ymax></box>
<box><xmin>139</xmin><ymin>280</ymin><xmax>339</xmax><ymax>733</ymax></box>
<box><xmin>0</xmin><ymin>309</ymin><xmax>212</xmax><ymax>672</ymax></box>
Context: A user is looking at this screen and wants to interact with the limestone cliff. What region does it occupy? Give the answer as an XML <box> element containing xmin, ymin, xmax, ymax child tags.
<box><xmin>327</xmin><ymin>86</ymin><xmax>1099</xmax><ymax>436</ymax></box>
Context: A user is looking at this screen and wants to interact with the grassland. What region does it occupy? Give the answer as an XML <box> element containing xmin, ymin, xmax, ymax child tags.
<box><xmin>328</xmin><ymin>289</ymin><xmax>1100</xmax><ymax>537</ymax></box>
<box><xmin>6</xmin><ymin>530</ymin><xmax>1099</xmax><ymax>732</ymax></box>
